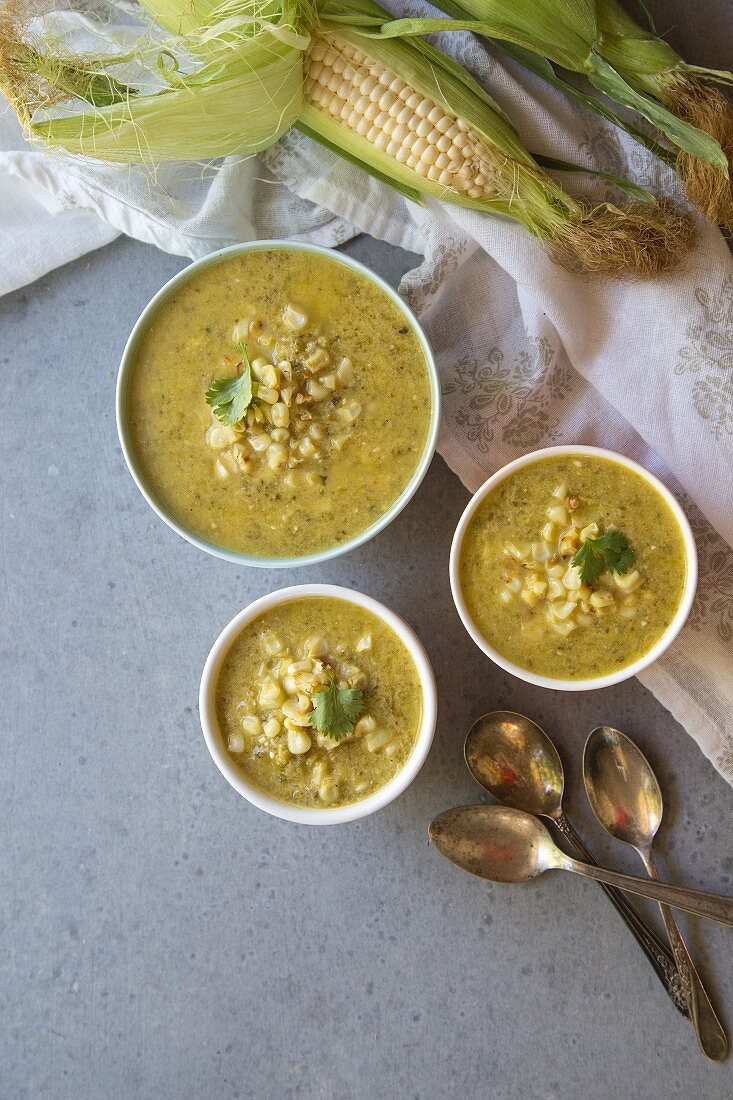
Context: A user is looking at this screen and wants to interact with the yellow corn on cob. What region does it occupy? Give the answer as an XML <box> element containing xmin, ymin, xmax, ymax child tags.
<box><xmin>0</xmin><ymin>0</ymin><xmax>696</xmax><ymax>276</ymax></box>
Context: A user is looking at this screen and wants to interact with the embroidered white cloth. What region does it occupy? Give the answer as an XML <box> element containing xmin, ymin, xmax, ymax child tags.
<box><xmin>1</xmin><ymin>18</ymin><xmax>732</xmax><ymax>781</ymax></box>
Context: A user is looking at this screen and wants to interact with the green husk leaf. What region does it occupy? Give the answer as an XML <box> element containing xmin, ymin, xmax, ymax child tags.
<box><xmin>486</xmin><ymin>41</ymin><xmax>675</xmax><ymax>166</ymax></box>
<box><xmin>533</xmin><ymin>155</ymin><xmax>655</xmax><ymax>202</ymax></box>
<box><xmin>587</xmin><ymin>53</ymin><xmax>730</xmax><ymax>175</ymax></box>
<box><xmin>294</xmin><ymin>118</ymin><xmax>425</xmax><ymax>203</ymax></box>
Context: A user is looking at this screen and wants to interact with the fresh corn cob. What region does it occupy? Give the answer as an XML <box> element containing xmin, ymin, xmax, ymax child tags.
<box><xmin>0</xmin><ymin>0</ymin><xmax>695</xmax><ymax>275</ymax></box>
<box><xmin>421</xmin><ymin>0</ymin><xmax>733</xmax><ymax>226</ymax></box>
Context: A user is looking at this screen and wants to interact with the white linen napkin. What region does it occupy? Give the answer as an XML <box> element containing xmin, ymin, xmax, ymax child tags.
<box><xmin>1</xmin><ymin>15</ymin><xmax>732</xmax><ymax>782</ymax></box>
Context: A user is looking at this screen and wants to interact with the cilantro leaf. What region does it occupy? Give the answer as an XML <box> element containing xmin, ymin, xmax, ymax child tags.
<box><xmin>205</xmin><ymin>343</ymin><xmax>253</xmax><ymax>425</ymax></box>
<box><xmin>572</xmin><ymin>530</ymin><xmax>636</xmax><ymax>586</ymax></box>
<box><xmin>307</xmin><ymin>680</ymin><xmax>364</xmax><ymax>741</ymax></box>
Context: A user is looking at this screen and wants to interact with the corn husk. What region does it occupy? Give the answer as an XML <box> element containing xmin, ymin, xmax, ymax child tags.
<box><xmin>407</xmin><ymin>0</ymin><xmax>733</xmax><ymax>224</ymax></box>
<box><xmin>0</xmin><ymin>0</ymin><xmax>695</xmax><ymax>275</ymax></box>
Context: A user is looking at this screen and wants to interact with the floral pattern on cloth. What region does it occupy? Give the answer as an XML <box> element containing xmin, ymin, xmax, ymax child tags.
<box><xmin>674</xmin><ymin>278</ymin><xmax>733</xmax><ymax>443</ymax></box>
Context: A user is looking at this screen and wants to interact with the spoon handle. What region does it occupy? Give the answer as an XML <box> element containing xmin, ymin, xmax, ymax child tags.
<box><xmin>641</xmin><ymin>852</ymin><xmax>728</xmax><ymax>1062</ymax></box>
<box><xmin>564</xmin><ymin>857</ymin><xmax>733</xmax><ymax>927</ymax></box>
<box><xmin>554</xmin><ymin>814</ymin><xmax>689</xmax><ymax>1018</ymax></box>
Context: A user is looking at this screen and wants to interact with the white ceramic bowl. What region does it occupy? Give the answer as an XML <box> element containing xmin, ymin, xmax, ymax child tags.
<box><xmin>199</xmin><ymin>584</ymin><xmax>437</xmax><ymax>824</ymax></box>
<box><xmin>117</xmin><ymin>240</ymin><xmax>440</xmax><ymax>568</ymax></box>
<box><xmin>449</xmin><ymin>445</ymin><xmax>697</xmax><ymax>692</ymax></box>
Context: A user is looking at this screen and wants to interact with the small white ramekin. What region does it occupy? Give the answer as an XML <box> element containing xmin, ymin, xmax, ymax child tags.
<box><xmin>199</xmin><ymin>584</ymin><xmax>437</xmax><ymax>824</ymax></box>
<box><xmin>116</xmin><ymin>239</ymin><xmax>440</xmax><ymax>568</ymax></box>
<box><xmin>449</xmin><ymin>445</ymin><xmax>697</xmax><ymax>692</ymax></box>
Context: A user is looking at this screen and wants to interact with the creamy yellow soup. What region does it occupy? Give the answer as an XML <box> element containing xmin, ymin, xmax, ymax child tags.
<box><xmin>126</xmin><ymin>248</ymin><xmax>433</xmax><ymax>558</ymax></box>
<box><xmin>215</xmin><ymin>598</ymin><xmax>423</xmax><ymax>808</ymax></box>
<box><xmin>459</xmin><ymin>455</ymin><xmax>688</xmax><ymax>680</ymax></box>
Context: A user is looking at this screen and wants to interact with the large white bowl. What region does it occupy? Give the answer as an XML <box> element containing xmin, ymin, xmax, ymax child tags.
<box><xmin>449</xmin><ymin>445</ymin><xmax>697</xmax><ymax>692</ymax></box>
<box><xmin>199</xmin><ymin>584</ymin><xmax>437</xmax><ymax>824</ymax></box>
<box><xmin>116</xmin><ymin>240</ymin><xmax>440</xmax><ymax>568</ymax></box>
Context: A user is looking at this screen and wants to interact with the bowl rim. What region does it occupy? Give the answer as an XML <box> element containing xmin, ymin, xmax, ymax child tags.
<box><xmin>116</xmin><ymin>238</ymin><xmax>440</xmax><ymax>568</ymax></box>
<box><xmin>449</xmin><ymin>445</ymin><xmax>698</xmax><ymax>692</ymax></box>
<box><xmin>198</xmin><ymin>583</ymin><xmax>437</xmax><ymax>824</ymax></box>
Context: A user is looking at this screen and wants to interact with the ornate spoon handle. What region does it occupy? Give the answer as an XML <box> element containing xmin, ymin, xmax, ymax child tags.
<box><xmin>641</xmin><ymin>852</ymin><xmax>728</xmax><ymax>1061</ymax></box>
<box><xmin>553</xmin><ymin>813</ymin><xmax>689</xmax><ymax>1017</ymax></box>
<box><xmin>562</xmin><ymin>856</ymin><xmax>733</xmax><ymax>926</ymax></box>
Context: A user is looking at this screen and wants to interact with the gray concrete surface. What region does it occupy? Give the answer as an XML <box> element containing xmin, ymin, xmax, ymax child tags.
<box><xmin>4</xmin><ymin>0</ymin><xmax>733</xmax><ymax>1082</ymax></box>
<box><xmin>2</xmin><ymin>230</ymin><xmax>732</xmax><ymax>1100</ymax></box>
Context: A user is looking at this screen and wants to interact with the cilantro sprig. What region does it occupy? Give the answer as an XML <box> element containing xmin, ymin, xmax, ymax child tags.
<box><xmin>307</xmin><ymin>680</ymin><xmax>364</xmax><ymax>742</ymax></box>
<box><xmin>572</xmin><ymin>530</ymin><xmax>636</xmax><ymax>586</ymax></box>
<box><xmin>205</xmin><ymin>343</ymin><xmax>254</xmax><ymax>425</ymax></box>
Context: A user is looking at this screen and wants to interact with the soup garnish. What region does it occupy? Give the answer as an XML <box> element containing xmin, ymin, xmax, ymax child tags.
<box><xmin>216</xmin><ymin>597</ymin><xmax>423</xmax><ymax>807</ymax></box>
<box><xmin>126</xmin><ymin>248</ymin><xmax>433</xmax><ymax>558</ymax></box>
<box><xmin>459</xmin><ymin>455</ymin><xmax>687</xmax><ymax>680</ymax></box>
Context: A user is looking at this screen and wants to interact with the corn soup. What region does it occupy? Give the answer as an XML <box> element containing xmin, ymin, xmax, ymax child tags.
<box><xmin>459</xmin><ymin>455</ymin><xmax>688</xmax><ymax>680</ymax></box>
<box><xmin>125</xmin><ymin>248</ymin><xmax>432</xmax><ymax>558</ymax></box>
<box><xmin>215</xmin><ymin>597</ymin><xmax>423</xmax><ymax>808</ymax></box>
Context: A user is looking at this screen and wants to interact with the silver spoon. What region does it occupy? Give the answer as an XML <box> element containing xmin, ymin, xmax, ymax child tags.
<box><xmin>584</xmin><ymin>726</ymin><xmax>728</xmax><ymax>1062</ymax></box>
<box><xmin>464</xmin><ymin>711</ymin><xmax>688</xmax><ymax>1017</ymax></box>
<box><xmin>428</xmin><ymin>804</ymin><xmax>733</xmax><ymax>926</ymax></box>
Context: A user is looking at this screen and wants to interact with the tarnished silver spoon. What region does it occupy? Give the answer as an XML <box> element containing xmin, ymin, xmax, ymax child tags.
<box><xmin>584</xmin><ymin>726</ymin><xmax>728</xmax><ymax>1062</ymax></box>
<box><xmin>464</xmin><ymin>711</ymin><xmax>688</xmax><ymax>1017</ymax></box>
<box><xmin>428</xmin><ymin>804</ymin><xmax>733</xmax><ymax>925</ymax></box>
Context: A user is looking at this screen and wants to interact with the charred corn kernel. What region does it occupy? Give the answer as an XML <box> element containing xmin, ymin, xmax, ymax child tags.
<box><xmin>559</xmin><ymin>532</ymin><xmax>579</xmax><ymax>556</ymax></box>
<box><xmin>546</xmin><ymin>579</ymin><xmax>565</xmax><ymax>601</ymax></box>
<box><xmin>271</xmin><ymin>402</ymin><xmax>290</xmax><ymax>428</ymax></box>
<box><xmin>259</xmin><ymin>677</ymin><xmax>284</xmax><ymax>708</ymax></box>
<box><xmin>563</xmin><ymin>565</ymin><xmax>582</xmax><ymax>590</ymax></box>
<box><xmin>304</xmin><ymin>636</ymin><xmax>328</xmax><ymax>657</ymax></box>
<box><xmin>532</xmin><ymin>541</ymin><xmax>553</xmax><ymax>562</ymax></box>
<box><xmin>504</xmin><ymin>541</ymin><xmax>531</xmax><ymax>561</ymax></box>
<box><xmin>528</xmin><ymin>578</ymin><xmax>548</xmax><ymax>597</ymax></box>
<box><xmin>287</xmin><ymin>728</ymin><xmax>312</xmax><ymax>754</ymax></box>
<box><xmin>319</xmin><ymin>780</ymin><xmax>339</xmax><ymax>803</ymax></box>
<box><xmin>580</xmin><ymin>522</ymin><xmax>600</xmax><ymax>542</ymax></box>
<box><xmin>551</xmin><ymin>600</ymin><xmax>576</xmax><ymax>621</ymax></box>
<box><xmin>240</xmin><ymin>715</ymin><xmax>263</xmax><ymax>737</ymax></box>
<box><xmin>306</xmin><ymin>380</ymin><xmax>330</xmax><ymax>400</ymax></box>
<box><xmin>266</xmin><ymin>442</ymin><xmax>289</xmax><ymax>469</ymax></box>
<box><xmin>263</xmin><ymin>718</ymin><xmax>282</xmax><ymax>739</ymax></box>
<box><xmin>550</xmin><ymin>619</ymin><xmax>577</xmax><ymax>637</ymax></box>
<box><xmin>206</xmin><ymin>423</ymin><xmax>238</xmax><ymax>449</ymax></box>
<box><xmin>248</xmin><ymin>433</ymin><xmax>270</xmax><ymax>453</ymax></box>
<box><xmin>282</xmin><ymin>305</ymin><xmax>308</xmax><ymax>331</ymax></box>
<box><xmin>337</xmin><ymin>357</ymin><xmax>354</xmax><ymax>384</ymax></box>
<box><xmin>336</xmin><ymin>399</ymin><xmax>361</xmax><ymax>424</ymax></box>
<box><xmin>227</xmin><ymin>732</ymin><xmax>245</xmax><ymax>753</ymax></box>
<box><xmin>257</xmin><ymin>385</ymin><xmax>279</xmax><ymax>405</ymax></box>
<box><xmin>614</xmin><ymin>568</ymin><xmax>642</xmax><ymax>592</ymax></box>
<box><xmin>305</xmin><ymin>348</ymin><xmax>329</xmax><ymax>372</ymax></box>
<box><xmin>365</xmin><ymin>729</ymin><xmax>390</xmax><ymax>753</ymax></box>
<box><xmin>547</xmin><ymin>505</ymin><xmax>569</xmax><ymax>526</ymax></box>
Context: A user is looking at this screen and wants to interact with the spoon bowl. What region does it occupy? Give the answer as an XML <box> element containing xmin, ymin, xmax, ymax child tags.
<box><xmin>464</xmin><ymin>711</ymin><xmax>563</xmax><ymax>818</ymax></box>
<box><xmin>584</xmin><ymin>726</ymin><xmax>664</xmax><ymax>850</ymax></box>
<box><xmin>428</xmin><ymin>803</ymin><xmax>733</xmax><ymax>928</ymax></box>
<box><xmin>429</xmin><ymin>804</ymin><xmax>563</xmax><ymax>883</ymax></box>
